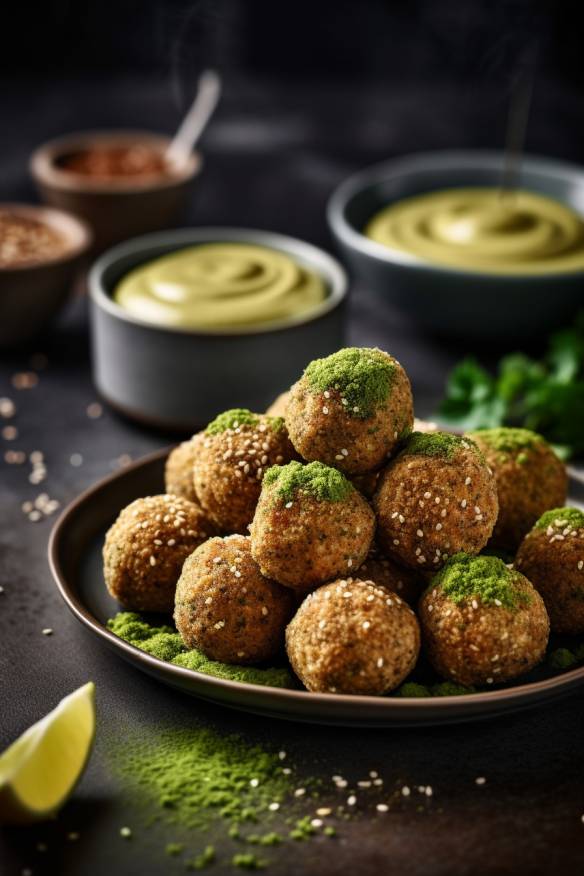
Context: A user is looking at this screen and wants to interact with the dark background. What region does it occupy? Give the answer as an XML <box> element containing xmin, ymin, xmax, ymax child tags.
<box><xmin>2</xmin><ymin>3</ymin><xmax>584</xmax><ymax>875</ymax></box>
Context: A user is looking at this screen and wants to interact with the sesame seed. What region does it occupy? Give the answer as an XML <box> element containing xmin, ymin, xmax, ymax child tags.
<box><xmin>278</xmin><ymin>750</ymin><xmax>287</xmax><ymax>759</ymax></box>
<box><xmin>363</xmin><ymin>621</ymin><xmax>371</xmax><ymax>630</ymax></box>
<box><xmin>465</xmin><ymin>477</ymin><xmax>471</xmax><ymax>485</ymax></box>
<box><xmin>120</xmin><ymin>827</ymin><xmax>132</xmax><ymax>839</ymax></box>
<box><xmin>250</xmin><ymin>778</ymin><xmax>259</xmax><ymax>788</ymax></box>
<box><xmin>416</xmin><ymin>529</ymin><xmax>424</xmax><ymax>538</ymax></box>
<box><xmin>475</xmin><ymin>777</ymin><xmax>486</xmax><ymax>785</ymax></box>
<box><xmin>347</xmin><ymin>558</ymin><xmax>353</xmax><ymax>567</ymax></box>
<box><xmin>579</xmin><ymin>561</ymin><xmax>583</xmax><ymax>571</ymax></box>
<box><xmin>376</xmin><ymin>657</ymin><xmax>384</xmax><ymax>668</ymax></box>
<box><xmin>149</xmin><ymin>555</ymin><xmax>156</xmax><ymax>566</ymax></box>
<box><xmin>87</xmin><ymin>402</ymin><xmax>103</xmax><ymax>419</ymax></box>
<box><xmin>425</xmin><ymin>786</ymin><xmax>433</xmax><ymax>796</ymax></box>
<box><xmin>376</xmin><ymin>803</ymin><xmax>389</xmax><ymax>813</ymax></box>
<box><xmin>324</xmin><ymin>390</ymin><xmax>330</xmax><ymax>398</ymax></box>
<box><xmin>423</xmin><ymin>491</ymin><xmax>431</xmax><ymax>499</ymax></box>
<box><xmin>436</xmin><ymin>523</ymin><xmax>443</xmax><ymax>531</ymax></box>
<box><xmin>322</xmin><ymin>406</ymin><xmax>329</xmax><ymax>415</ymax></box>
<box><xmin>317</xmin><ymin>807</ymin><xmax>332</xmax><ymax>816</ymax></box>
<box><xmin>347</xmin><ymin>795</ymin><xmax>357</xmax><ymax>806</ymax></box>
<box><xmin>401</xmin><ymin>786</ymin><xmax>410</xmax><ymax>796</ymax></box>
<box><xmin>42</xmin><ymin>628</ymin><xmax>53</xmax><ymax>636</ymax></box>
<box><xmin>269</xmin><ymin>802</ymin><xmax>280</xmax><ymax>811</ymax></box>
<box><xmin>471</xmin><ymin>599</ymin><xmax>478</xmax><ymax>610</ymax></box>
<box><xmin>294</xmin><ymin>788</ymin><xmax>306</xmax><ymax>797</ymax></box>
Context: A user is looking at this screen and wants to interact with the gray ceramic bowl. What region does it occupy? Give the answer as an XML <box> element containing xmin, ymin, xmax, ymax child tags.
<box><xmin>328</xmin><ymin>150</ymin><xmax>584</xmax><ymax>340</ymax></box>
<box><xmin>89</xmin><ymin>227</ymin><xmax>347</xmax><ymax>430</ymax></box>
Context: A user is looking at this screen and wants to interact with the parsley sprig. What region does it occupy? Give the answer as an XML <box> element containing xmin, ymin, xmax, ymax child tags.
<box><xmin>437</xmin><ymin>313</ymin><xmax>584</xmax><ymax>459</ymax></box>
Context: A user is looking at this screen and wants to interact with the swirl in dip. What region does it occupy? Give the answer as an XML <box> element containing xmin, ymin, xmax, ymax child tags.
<box><xmin>365</xmin><ymin>188</ymin><xmax>584</xmax><ymax>274</ymax></box>
<box><xmin>114</xmin><ymin>243</ymin><xmax>327</xmax><ymax>329</ymax></box>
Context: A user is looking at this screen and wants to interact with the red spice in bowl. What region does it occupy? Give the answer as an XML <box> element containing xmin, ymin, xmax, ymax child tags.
<box><xmin>58</xmin><ymin>144</ymin><xmax>168</xmax><ymax>181</ymax></box>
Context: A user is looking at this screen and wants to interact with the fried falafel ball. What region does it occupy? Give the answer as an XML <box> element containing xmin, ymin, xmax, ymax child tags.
<box><xmin>164</xmin><ymin>433</ymin><xmax>204</xmax><ymax>504</ymax></box>
<box><xmin>250</xmin><ymin>460</ymin><xmax>375</xmax><ymax>592</ymax></box>
<box><xmin>374</xmin><ymin>432</ymin><xmax>498</xmax><ymax>572</ymax></box>
<box><xmin>285</xmin><ymin>347</ymin><xmax>414</xmax><ymax>476</ymax></box>
<box><xmin>286</xmin><ymin>577</ymin><xmax>420</xmax><ymax>695</ymax></box>
<box><xmin>466</xmin><ymin>427</ymin><xmax>567</xmax><ymax>552</ymax></box>
<box><xmin>174</xmin><ymin>534</ymin><xmax>294</xmax><ymax>664</ymax></box>
<box><xmin>516</xmin><ymin>508</ymin><xmax>584</xmax><ymax>634</ymax></box>
<box><xmin>103</xmin><ymin>494</ymin><xmax>216</xmax><ymax>613</ymax></box>
<box><xmin>193</xmin><ymin>408</ymin><xmax>297</xmax><ymax>534</ymax></box>
<box><xmin>358</xmin><ymin>544</ymin><xmax>423</xmax><ymax>605</ymax></box>
<box><xmin>266</xmin><ymin>390</ymin><xmax>291</xmax><ymax>417</ymax></box>
<box><xmin>419</xmin><ymin>553</ymin><xmax>549</xmax><ymax>686</ymax></box>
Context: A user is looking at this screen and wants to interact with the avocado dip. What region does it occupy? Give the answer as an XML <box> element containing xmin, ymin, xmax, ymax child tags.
<box><xmin>365</xmin><ymin>187</ymin><xmax>584</xmax><ymax>274</ymax></box>
<box><xmin>114</xmin><ymin>243</ymin><xmax>327</xmax><ymax>329</ymax></box>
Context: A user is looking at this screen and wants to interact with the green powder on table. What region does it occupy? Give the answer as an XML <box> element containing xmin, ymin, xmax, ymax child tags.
<box><xmin>107</xmin><ymin>612</ymin><xmax>295</xmax><ymax>689</ymax></box>
<box><xmin>110</xmin><ymin>723</ymin><xmax>293</xmax><ymax>832</ymax></box>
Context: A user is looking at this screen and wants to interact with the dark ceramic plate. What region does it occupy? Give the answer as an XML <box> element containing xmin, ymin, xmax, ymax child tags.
<box><xmin>48</xmin><ymin>449</ymin><xmax>584</xmax><ymax>727</ymax></box>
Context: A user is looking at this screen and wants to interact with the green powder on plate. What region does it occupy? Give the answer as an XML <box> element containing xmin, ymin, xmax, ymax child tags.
<box><xmin>107</xmin><ymin>612</ymin><xmax>295</xmax><ymax>689</ymax></box>
<box><xmin>263</xmin><ymin>460</ymin><xmax>353</xmax><ymax>504</ymax></box>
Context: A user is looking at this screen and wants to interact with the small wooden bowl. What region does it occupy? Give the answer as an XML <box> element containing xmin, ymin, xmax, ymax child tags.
<box><xmin>30</xmin><ymin>130</ymin><xmax>200</xmax><ymax>254</ymax></box>
<box><xmin>0</xmin><ymin>204</ymin><xmax>91</xmax><ymax>348</ymax></box>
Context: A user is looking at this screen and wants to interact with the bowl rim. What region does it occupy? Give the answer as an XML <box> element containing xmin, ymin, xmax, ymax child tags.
<box><xmin>89</xmin><ymin>226</ymin><xmax>348</xmax><ymax>337</ymax></box>
<box><xmin>30</xmin><ymin>129</ymin><xmax>201</xmax><ymax>195</ymax></box>
<box><xmin>327</xmin><ymin>148</ymin><xmax>584</xmax><ymax>281</ymax></box>
<box><xmin>0</xmin><ymin>202</ymin><xmax>93</xmax><ymax>273</ymax></box>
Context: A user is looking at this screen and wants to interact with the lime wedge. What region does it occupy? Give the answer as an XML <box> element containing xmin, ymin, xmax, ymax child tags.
<box><xmin>0</xmin><ymin>681</ymin><xmax>95</xmax><ymax>824</ymax></box>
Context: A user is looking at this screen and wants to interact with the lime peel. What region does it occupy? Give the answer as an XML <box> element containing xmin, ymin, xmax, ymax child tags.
<box><xmin>0</xmin><ymin>681</ymin><xmax>95</xmax><ymax>824</ymax></box>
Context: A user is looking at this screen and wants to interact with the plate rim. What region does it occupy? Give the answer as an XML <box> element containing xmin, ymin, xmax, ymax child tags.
<box><xmin>48</xmin><ymin>447</ymin><xmax>584</xmax><ymax>719</ymax></box>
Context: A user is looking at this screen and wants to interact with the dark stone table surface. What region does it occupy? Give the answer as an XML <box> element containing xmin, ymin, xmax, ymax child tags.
<box><xmin>1</xmin><ymin>76</ymin><xmax>584</xmax><ymax>876</ymax></box>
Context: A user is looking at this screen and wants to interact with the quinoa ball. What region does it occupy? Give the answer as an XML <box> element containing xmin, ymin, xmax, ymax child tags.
<box><xmin>250</xmin><ymin>461</ymin><xmax>375</xmax><ymax>592</ymax></box>
<box><xmin>516</xmin><ymin>508</ymin><xmax>584</xmax><ymax>634</ymax></box>
<box><xmin>286</xmin><ymin>577</ymin><xmax>421</xmax><ymax>695</ymax></box>
<box><xmin>164</xmin><ymin>433</ymin><xmax>205</xmax><ymax>504</ymax></box>
<box><xmin>285</xmin><ymin>347</ymin><xmax>414</xmax><ymax>476</ymax></box>
<box><xmin>419</xmin><ymin>553</ymin><xmax>549</xmax><ymax>686</ymax></box>
<box><xmin>103</xmin><ymin>494</ymin><xmax>216</xmax><ymax>613</ymax></box>
<box><xmin>358</xmin><ymin>544</ymin><xmax>423</xmax><ymax>605</ymax></box>
<box><xmin>374</xmin><ymin>432</ymin><xmax>498</xmax><ymax>572</ymax></box>
<box><xmin>193</xmin><ymin>408</ymin><xmax>297</xmax><ymax>534</ymax></box>
<box><xmin>265</xmin><ymin>390</ymin><xmax>290</xmax><ymax>417</ymax></box>
<box><xmin>466</xmin><ymin>427</ymin><xmax>567</xmax><ymax>552</ymax></box>
<box><xmin>174</xmin><ymin>535</ymin><xmax>294</xmax><ymax>664</ymax></box>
